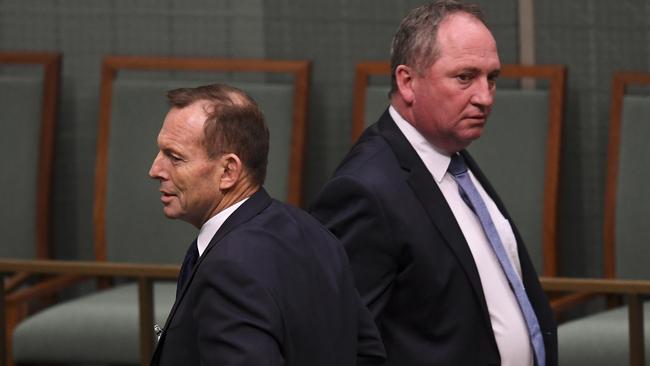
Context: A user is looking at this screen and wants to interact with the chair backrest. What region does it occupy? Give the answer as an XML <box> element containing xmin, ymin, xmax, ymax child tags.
<box><xmin>95</xmin><ymin>56</ymin><xmax>310</xmax><ymax>264</ymax></box>
<box><xmin>351</xmin><ymin>61</ymin><xmax>566</xmax><ymax>276</ymax></box>
<box><xmin>0</xmin><ymin>52</ymin><xmax>60</xmax><ymax>260</ymax></box>
<box><xmin>603</xmin><ymin>72</ymin><xmax>650</xmax><ymax>279</ymax></box>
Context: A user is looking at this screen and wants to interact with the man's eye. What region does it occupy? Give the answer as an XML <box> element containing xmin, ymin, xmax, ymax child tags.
<box><xmin>457</xmin><ymin>74</ymin><xmax>473</xmax><ymax>83</ymax></box>
<box><xmin>165</xmin><ymin>151</ymin><xmax>183</xmax><ymax>163</ymax></box>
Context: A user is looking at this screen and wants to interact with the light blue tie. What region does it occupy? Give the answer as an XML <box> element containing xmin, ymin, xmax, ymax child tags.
<box><xmin>448</xmin><ymin>153</ymin><xmax>545</xmax><ymax>366</ymax></box>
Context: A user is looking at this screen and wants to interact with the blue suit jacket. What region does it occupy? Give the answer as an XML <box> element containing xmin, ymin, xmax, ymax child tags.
<box><xmin>151</xmin><ymin>189</ymin><xmax>385</xmax><ymax>365</ymax></box>
<box><xmin>310</xmin><ymin>110</ymin><xmax>557</xmax><ymax>365</ymax></box>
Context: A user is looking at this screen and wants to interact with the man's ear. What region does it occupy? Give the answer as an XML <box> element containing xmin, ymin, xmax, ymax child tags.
<box><xmin>395</xmin><ymin>64</ymin><xmax>416</xmax><ymax>104</ymax></box>
<box><xmin>218</xmin><ymin>153</ymin><xmax>243</xmax><ymax>190</ymax></box>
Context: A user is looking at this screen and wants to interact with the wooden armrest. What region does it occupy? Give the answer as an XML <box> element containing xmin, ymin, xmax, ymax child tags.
<box><xmin>0</xmin><ymin>259</ymin><xmax>180</xmax><ymax>366</ymax></box>
<box><xmin>540</xmin><ymin>276</ymin><xmax>650</xmax><ymax>366</ymax></box>
<box><xmin>0</xmin><ymin>258</ymin><xmax>179</xmax><ymax>279</ymax></box>
<box><xmin>540</xmin><ymin>276</ymin><xmax>650</xmax><ymax>294</ymax></box>
<box><xmin>3</xmin><ymin>272</ymin><xmax>31</xmax><ymax>293</ymax></box>
<box><xmin>549</xmin><ymin>292</ymin><xmax>599</xmax><ymax>313</ymax></box>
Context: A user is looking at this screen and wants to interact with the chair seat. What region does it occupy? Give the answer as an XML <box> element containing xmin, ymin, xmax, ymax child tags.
<box><xmin>558</xmin><ymin>301</ymin><xmax>650</xmax><ymax>366</ymax></box>
<box><xmin>13</xmin><ymin>282</ymin><xmax>176</xmax><ymax>364</ymax></box>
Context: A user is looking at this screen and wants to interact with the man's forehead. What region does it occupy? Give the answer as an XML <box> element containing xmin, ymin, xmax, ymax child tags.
<box><xmin>433</xmin><ymin>12</ymin><xmax>499</xmax><ymax>65</ymax></box>
<box><xmin>159</xmin><ymin>105</ymin><xmax>206</xmax><ymax>145</ymax></box>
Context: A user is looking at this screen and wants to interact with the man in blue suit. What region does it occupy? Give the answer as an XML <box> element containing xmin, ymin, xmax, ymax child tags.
<box><xmin>310</xmin><ymin>1</ymin><xmax>557</xmax><ymax>365</ymax></box>
<box><xmin>148</xmin><ymin>83</ymin><xmax>384</xmax><ymax>365</ymax></box>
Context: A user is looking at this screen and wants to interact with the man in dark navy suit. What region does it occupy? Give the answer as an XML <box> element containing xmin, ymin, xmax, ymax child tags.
<box><xmin>310</xmin><ymin>1</ymin><xmax>557</xmax><ymax>365</ymax></box>
<box><xmin>148</xmin><ymin>83</ymin><xmax>384</xmax><ymax>365</ymax></box>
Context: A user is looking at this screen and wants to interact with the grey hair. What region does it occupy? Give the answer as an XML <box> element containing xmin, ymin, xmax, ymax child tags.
<box><xmin>389</xmin><ymin>0</ymin><xmax>487</xmax><ymax>96</ymax></box>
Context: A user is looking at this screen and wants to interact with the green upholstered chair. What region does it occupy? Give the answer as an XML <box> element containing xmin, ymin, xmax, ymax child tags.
<box><xmin>12</xmin><ymin>56</ymin><xmax>310</xmax><ymax>366</ymax></box>
<box><xmin>0</xmin><ymin>52</ymin><xmax>61</xmax><ymax>365</ymax></box>
<box><xmin>351</xmin><ymin>61</ymin><xmax>566</xmax><ymax>277</ymax></box>
<box><xmin>557</xmin><ymin>72</ymin><xmax>650</xmax><ymax>366</ymax></box>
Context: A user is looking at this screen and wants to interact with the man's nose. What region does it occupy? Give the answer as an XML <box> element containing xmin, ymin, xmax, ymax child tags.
<box><xmin>149</xmin><ymin>152</ymin><xmax>164</xmax><ymax>179</ymax></box>
<box><xmin>471</xmin><ymin>78</ymin><xmax>495</xmax><ymax>108</ymax></box>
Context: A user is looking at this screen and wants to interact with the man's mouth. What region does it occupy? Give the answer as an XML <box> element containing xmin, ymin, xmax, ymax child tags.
<box><xmin>159</xmin><ymin>190</ymin><xmax>176</xmax><ymax>203</ymax></box>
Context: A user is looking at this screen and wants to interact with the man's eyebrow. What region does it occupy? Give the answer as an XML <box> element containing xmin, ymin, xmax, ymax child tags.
<box><xmin>455</xmin><ymin>66</ymin><xmax>481</xmax><ymax>74</ymax></box>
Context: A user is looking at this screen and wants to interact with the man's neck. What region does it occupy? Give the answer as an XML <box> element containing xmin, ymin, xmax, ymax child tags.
<box><xmin>215</xmin><ymin>180</ymin><xmax>259</xmax><ymax>216</ymax></box>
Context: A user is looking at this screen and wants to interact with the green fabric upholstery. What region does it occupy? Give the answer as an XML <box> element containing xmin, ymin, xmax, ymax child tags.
<box><xmin>106</xmin><ymin>78</ymin><xmax>195</xmax><ymax>264</ymax></box>
<box><xmin>363</xmin><ymin>85</ymin><xmax>390</xmax><ymax>128</ymax></box>
<box><xmin>0</xmin><ymin>75</ymin><xmax>43</xmax><ymax>259</ymax></box>
<box><xmin>469</xmin><ymin>89</ymin><xmax>549</xmax><ymax>273</ymax></box>
<box><xmin>557</xmin><ymin>93</ymin><xmax>650</xmax><ymax>365</ymax></box>
<box><xmin>13</xmin><ymin>282</ymin><xmax>175</xmax><ymax>364</ymax></box>
<box><xmin>615</xmin><ymin>95</ymin><xmax>650</xmax><ymax>279</ymax></box>
<box><xmin>558</xmin><ymin>301</ymin><xmax>650</xmax><ymax>366</ymax></box>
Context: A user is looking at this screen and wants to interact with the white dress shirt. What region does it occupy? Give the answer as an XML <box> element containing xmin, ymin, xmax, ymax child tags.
<box><xmin>196</xmin><ymin>198</ymin><xmax>249</xmax><ymax>257</ymax></box>
<box><xmin>390</xmin><ymin>106</ymin><xmax>533</xmax><ymax>366</ymax></box>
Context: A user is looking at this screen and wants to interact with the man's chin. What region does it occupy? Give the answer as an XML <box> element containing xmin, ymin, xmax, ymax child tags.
<box><xmin>162</xmin><ymin>207</ymin><xmax>182</xmax><ymax>220</ymax></box>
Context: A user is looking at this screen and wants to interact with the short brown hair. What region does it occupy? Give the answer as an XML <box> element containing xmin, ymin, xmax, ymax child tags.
<box><xmin>167</xmin><ymin>84</ymin><xmax>269</xmax><ymax>186</ymax></box>
<box><xmin>389</xmin><ymin>0</ymin><xmax>487</xmax><ymax>95</ymax></box>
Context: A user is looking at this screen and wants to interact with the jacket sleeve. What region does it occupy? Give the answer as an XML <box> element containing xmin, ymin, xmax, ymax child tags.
<box><xmin>194</xmin><ymin>259</ymin><xmax>284</xmax><ymax>366</ymax></box>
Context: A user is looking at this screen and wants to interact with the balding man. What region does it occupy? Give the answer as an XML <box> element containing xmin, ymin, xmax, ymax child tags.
<box><xmin>149</xmin><ymin>84</ymin><xmax>385</xmax><ymax>365</ymax></box>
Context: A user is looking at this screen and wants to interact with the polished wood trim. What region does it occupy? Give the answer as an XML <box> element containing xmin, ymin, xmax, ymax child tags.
<box><xmin>351</xmin><ymin>61</ymin><xmax>566</xmax><ymax>276</ymax></box>
<box><xmin>540</xmin><ymin>276</ymin><xmax>650</xmax><ymax>294</ymax></box>
<box><xmin>3</xmin><ymin>273</ymin><xmax>30</xmax><ymax>293</ymax></box>
<box><xmin>628</xmin><ymin>294</ymin><xmax>645</xmax><ymax>366</ymax></box>
<box><xmin>94</xmin><ymin>56</ymin><xmax>312</xmax><ymax>262</ymax></box>
<box><xmin>6</xmin><ymin>275</ymin><xmax>85</xmax><ymax>305</ymax></box>
<box><xmin>0</xmin><ymin>52</ymin><xmax>61</xmax><ymax>260</ymax></box>
<box><xmin>0</xmin><ymin>259</ymin><xmax>179</xmax><ymax>278</ymax></box>
<box><xmin>138</xmin><ymin>278</ymin><xmax>154</xmax><ymax>366</ymax></box>
<box><xmin>541</xmin><ymin>276</ymin><xmax>650</xmax><ymax>365</ymax></box>
<box><xmin>0</xmin><ymin>275</ymin><xmax>5</xmax><ymax>366</ymax></box>
<box><xmin>0</xmin><ymin>259</ymin><xmax>179</xmax><ymax>366</ymax></box>
<box><xmin>0</xmin><ymin>52</ymin><xmax>61</xmax><ymax>366</ymax></box>
<box><xmin>603</xmin><ymin>72</ymin><xmax>650</xmax><ymax>279</ymax></box>
<box><xmin>549</xmin><ymin>292</ymin><xmax>597</xmax><ymax>313</ymax></box>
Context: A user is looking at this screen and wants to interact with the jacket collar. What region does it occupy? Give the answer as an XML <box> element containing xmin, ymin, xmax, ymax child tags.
<box><xmin>376</xmin><ymin>109</ymin><xmax>495</xmax><ymax>336</ymax></box>
<box><xmin>151</xmin><ymin>188</ymin><xmax>273</xmax><ymax>363</ymax></box>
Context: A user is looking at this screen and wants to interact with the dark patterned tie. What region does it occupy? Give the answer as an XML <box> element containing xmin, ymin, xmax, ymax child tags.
<box><xmin>176</xmin><ymin>239</ymin><xmax>199</xmax><ymax>299</ymax></box>
<box><xmin>448</xmin><ymin>153</ymin><xmax>545</xmax><ymax>366</ymax></box>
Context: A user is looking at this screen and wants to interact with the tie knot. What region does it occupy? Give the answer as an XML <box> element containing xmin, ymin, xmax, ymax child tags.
<box><xmin>448</xmin><ymin>153</ymin><xmax>468</xmax><ymax>177</ymax></box>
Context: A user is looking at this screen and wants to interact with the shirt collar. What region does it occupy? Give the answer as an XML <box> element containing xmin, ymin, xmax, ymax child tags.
<box><xmin>389</xmin><ymin>105</ymin><xmax>451</xmax><ymax>183</ymax></box>
<box><xmin>197</xmin><ymin>197</ymin><xmax>249</xmax><ymax>256</ymax></box>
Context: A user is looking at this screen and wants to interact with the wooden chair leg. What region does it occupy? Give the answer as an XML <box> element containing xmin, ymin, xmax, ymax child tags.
<box><xmin>5</xmin><ymin>300</ymin><xmax>28</xmax><ymax>366</ymax></box>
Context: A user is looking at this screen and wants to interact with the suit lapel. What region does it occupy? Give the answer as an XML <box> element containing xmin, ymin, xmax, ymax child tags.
<box><xmin>151</xmin><ymin>189</ymin><xmax>273</xmax><ymax>362</ymax></box>
<box><xmin>376</xmin><ymin>110</ymin><xmax>493</xmax><ymax>330</ymax></box>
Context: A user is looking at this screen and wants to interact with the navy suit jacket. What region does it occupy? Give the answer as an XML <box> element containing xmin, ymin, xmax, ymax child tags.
<box><xmin>151</xmin><ymin>189</ymin><xmax>385</xmax><ymax>366</ymax></box>
<box><xmin>310</xmin><ymin>110</ymin><xmax>557</xmax><ymax>365</ymax></box>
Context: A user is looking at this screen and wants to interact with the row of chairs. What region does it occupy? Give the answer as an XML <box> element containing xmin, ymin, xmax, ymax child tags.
<box><xmin>0</xmin><ymin>52</ymin><xmax>648</xmax><ymax>365</ymax></box>
<box><xmin>1</xmin><ymin>52</ymin><xmax>311</xmax><ymax>366</ymax></box>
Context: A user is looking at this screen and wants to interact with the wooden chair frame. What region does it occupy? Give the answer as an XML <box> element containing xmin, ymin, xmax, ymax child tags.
<box><xmin>541</xmin><ymin>277</ymin><xmax>650</xmax><ymax>366</ymax></box>
<box><xmin>0</xmin><ymin>52</ymin><xmax>61</xmax><ymax>262</ymax></box>
<box><xmin>94</xmin><ymin>56</ymin><xmax>311</xmax><ymax>262</ymax></box>
<box><xmin>0</xmin><ymin>259</ymin><xmax>178</xmax><ymax>366</ymax></box>
<box><xmin>540</xmin><ymin>73</ymin><xmax>650</xmax><ymax>366</ymax></box>
<box><xmin>603</xmin><ymin>72</ymin><xmax>650</xmax><ymax>279</ymax></box>
<box><xmin>351</xmin><ymin>61</ymin><xmax>566</xmax><ymax>277</ymax></box>
<box><xmin>0</xmin><ymin>51</ymin><xmax>61</xmax><ymax>366</ymax></box>
<box><xmin>3</xmin><ymin>56</ymin><xmax>310</xmax><ymax>366</ymax></box>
